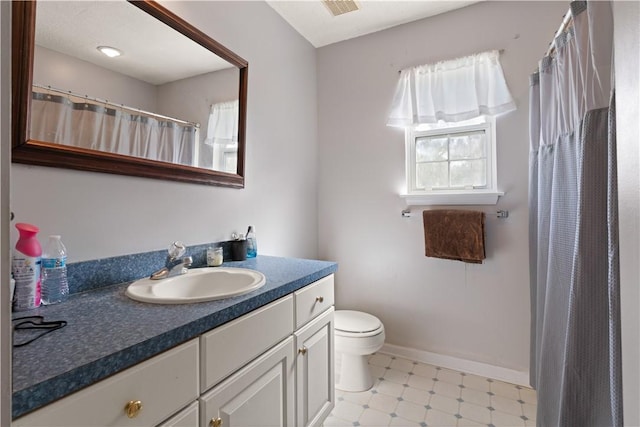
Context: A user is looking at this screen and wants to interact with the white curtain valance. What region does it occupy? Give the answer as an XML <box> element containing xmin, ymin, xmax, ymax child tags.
<box><xmin>387</xmin><ymin>50</ymin><xmax>516</xmax><ymax>127</ymax></box>
<box><xmin>205</xmin><ymin>100</ymin><xmax>239</xmax><ymax>146</ymax></box>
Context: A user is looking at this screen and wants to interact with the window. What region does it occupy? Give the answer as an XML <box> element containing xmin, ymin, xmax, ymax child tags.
<box><xmin>402</xmin><ymin>116</ymin><xmax>503</xmax><ymax>205</ymax></box>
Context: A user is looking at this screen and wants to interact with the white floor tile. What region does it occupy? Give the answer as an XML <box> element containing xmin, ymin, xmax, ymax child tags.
<box><xmin>358</xmin><ymin>407</ymin><xmax>392</xmax><ymax>426</ymax></box>
<box><xmin>342</xmin><ymin>390</ymin><xmax>373</xmax><ymax>406</ymax></box>
<box><xmin>519</xmin><ymin>387</ymin><xmax>537</xmax><ymax>404</ymax></box>
<box><xmin>424</xmin><ymin>408</ymin><xmax>459</xmax><ymax>426</ymax></box>
<box><xmin>331</xmin><ymin>400</ymin><xmax>365</xmax><ymax>422</ymax></box>
<box><xmin>491</xmin><ymin>395</ymin><xmax>523</xmax><ymax>417</ymax></box>
<box><xmin>433</xmin><ymin>380</ymin><xmax>462</xmax><ymax>399</ymax></box>
<box><xmin>369</xmin><ymin>392</ymin><xmax>401</xmax><ymax>413</ymax></box>
<box><xmin>389</xmin><ymin>357</ymin><xmax>415</xmax><ymax>373</ymax></box>
<box><xmin>377</xmin><ymin>379</ymin><xmax>407</xmax><ymax>397</ymax></box>
<box><xmin>412</xmin><ymin>363</ymin><xmax>438</xmax><ymax>379</ymax></box>
<box><xmin>384</xmin><ymin>368</ymin><xmax>410</xmax><ymax>385</ymax></box>
<box><xmin>491</xmin><ymin>409</ymin><xmax>527</xmax><ymax>427</ymax></box>
<box><xmin>394</xmin><ymin>401</ymin><xmax>427</xmax><ymax>423</ymax></box>
<box><xmin>370</xmin><ymin>364</ymin><xmax>387</xmax><ymax>379</ymax></box>
<box><xmin>436</xmin><ymin>368</ymin><xmax>464</xmax><ymax>385</ymax></box>
<box><xmin>461</xmin><ymin>374</ymin><xmax>492</xmax><ymax>392</ymax></box>
<box><xmin>457</xmin><ymin>417</ymin><xmax>486</xmax><ymax>426</ymax></box>
<box><xmin>389</xmin><ymin>416</ymin><xmax>422</xmax><ymax>426</ymax></box>
<box><xmin>459</xmin><ymin>401</ymin><xmax>492</xmax><ymax>424</ymax></box>
<box><xmin>460</xmin><ymin>387</ymin><xmax>491</xmax><ymax>407</ymax></box>
<box><xmin>401</xmin><ymin>386</ymin><xmax>432</xmax><ymax>405</ymax></box>
<box><xmin>522</xmin><ymin>402</ymin><xmax>537</xmax><ymax>421</ymax></box>
<box><xmin>329</xmin><ymin>354</ymin><xmax>536</xmax><ymax>427</ymax></box>
<box><xmin>490</xmin><ymin>380</ymin><xmax>521</xmax><ymax>400</ymax></box>
<box><xmin>322</xmin><ymin>415</ymin><xmax>354</xmax><ymax>426</ymax></box>
<box><xmin>407</xmin><ymin>374</ymin><xmax>435</xmax><ymax>391</ymax></box>
<box><xmin>429</xmin><ymin>393</ymin><xmax>460</xmax><ymax>415</ymax></box>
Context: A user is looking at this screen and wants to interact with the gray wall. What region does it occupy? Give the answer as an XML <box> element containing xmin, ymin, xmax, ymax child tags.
<box><xmin>11</xmin><ymin>1</ymin><xmax>319</xmax><ymax>263</ymax></box>
<box><xmin>317</xmin><ymin>1</ymin><xmax>567</xmax><ymax>374</ymax></box>
<box><xmin>613</xmin><ymin>2</ymin><xmax>640</xmax><ymax>424</ymax></box>
<box><xmin>33</xmin><ymin>46</ymin><xmax>157</xmax><ymax>112</ymax></box>
<box><xmin>157</xmin><ymin>67</ymin><xmax>239</xmax><ymax>134</ymax></box>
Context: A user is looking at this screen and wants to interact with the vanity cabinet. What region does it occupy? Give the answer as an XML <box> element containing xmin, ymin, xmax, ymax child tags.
<box><xmin>12</xmin><ymin>339</ymin><xmax>200</xmax><ymax>427</ymax></box>
<box><xmin>12</xmin><ymin>274</ymin><xmax>335</xmax><ymax>427</ymax></box>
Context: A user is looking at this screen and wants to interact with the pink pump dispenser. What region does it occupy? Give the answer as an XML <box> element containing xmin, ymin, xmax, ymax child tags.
<box><xmin>12</xmin><ymin>223</ymin><xmax>43</xmax><ymax>310</ymax></box>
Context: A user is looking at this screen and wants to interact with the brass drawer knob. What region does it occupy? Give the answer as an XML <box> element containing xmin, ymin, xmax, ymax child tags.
<box><xmin>211</xmin><ymin>417</ymin><xmax>223</xmax><ymax>427</ymax></box>
<box><xmin>299</xmin><ymin>347</ymin><xmax>307</xmax><ymax>355</ymax></box>
<box><xmin>315</xmin><ymin>296</ymin><xmax>324</xmax><ymax>303</ymax></box>
<box><xmin>125</xmin><ymin>400</ymin><xmax>142</xmax><ymax>418</ymax></box>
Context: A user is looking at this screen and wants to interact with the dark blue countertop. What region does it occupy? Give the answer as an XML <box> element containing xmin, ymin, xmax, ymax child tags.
<box><xmin>12</xmin><ymin>255</ymin><xmax>338</xmax><ymax>419</ymax></box>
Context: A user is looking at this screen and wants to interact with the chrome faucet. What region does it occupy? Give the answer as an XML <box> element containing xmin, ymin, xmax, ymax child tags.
<box><xmin>150</xmin><ymin>241</ymin><xmax>193</xmax><ymax>280</ymax></box>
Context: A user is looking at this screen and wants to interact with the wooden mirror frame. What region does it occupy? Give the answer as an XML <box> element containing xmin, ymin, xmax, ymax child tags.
<box><xmin>12</xmin><ymin>1</ymin><xmax>248</xmax><ymax>188</ymax></box>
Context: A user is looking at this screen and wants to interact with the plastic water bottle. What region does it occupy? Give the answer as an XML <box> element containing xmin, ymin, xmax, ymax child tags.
<box><xmin>41</xmin><ymin>235</ymin><xmax>69</xmax><ymax>305</ymax></box>
<box><xmin>246</xmin><ymin>226</ymin><xmax>257</xmax><ymax>258</ymax></box>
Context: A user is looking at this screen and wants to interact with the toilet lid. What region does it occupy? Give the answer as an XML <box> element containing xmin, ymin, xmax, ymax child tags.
<box><xmin>335</xmin><ymin>310</ymin><xmax>382</xmax><ymax>333</ymax></box>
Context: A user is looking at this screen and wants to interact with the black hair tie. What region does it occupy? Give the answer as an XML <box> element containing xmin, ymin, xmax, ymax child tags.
<box><xmin>12</xmin><ymin>315</ymin><xmax>67</xmax><ymax>347</ymax></box>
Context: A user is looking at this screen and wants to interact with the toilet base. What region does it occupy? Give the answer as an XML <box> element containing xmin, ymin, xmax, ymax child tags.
<box><xmin>335</xmin><ymin>353</ymin><xmax>374</xmax><ymax>392</ymax></box>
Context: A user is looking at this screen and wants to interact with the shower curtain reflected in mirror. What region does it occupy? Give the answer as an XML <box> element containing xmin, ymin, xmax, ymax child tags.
<box><xmin>30</xmin><ymin>90</ymin><xmax>197</xmax><ymax>167</ymax></box>
<box><xmin>528</xmin><ymin>1</ymin><xmax>621</xmax><ymax>426</ymax></box>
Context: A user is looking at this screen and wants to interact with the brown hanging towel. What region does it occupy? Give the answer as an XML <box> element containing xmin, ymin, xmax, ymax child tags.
<box><xmin>422</xmin><ymin>209</ymin><xmax>485</xmax><ymax>264</ymax></box>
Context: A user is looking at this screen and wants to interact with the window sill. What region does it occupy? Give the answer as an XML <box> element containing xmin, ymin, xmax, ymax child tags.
<box><xmin>400</xmin><ymin>190</ymin><xmax>504</xmax><ymax>206</ymax></box>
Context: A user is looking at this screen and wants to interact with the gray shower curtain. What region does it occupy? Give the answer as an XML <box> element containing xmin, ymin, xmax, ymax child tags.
<box><xmin>528</xmin><ymin>1</ymin><xmax>622</xmax><ymax>426</ymax></box>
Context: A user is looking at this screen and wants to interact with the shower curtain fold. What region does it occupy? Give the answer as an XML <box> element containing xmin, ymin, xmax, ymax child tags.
<box><xmin>30</xmin><ymin>91</ymin><xmax>198</xmax><ymax>167</ymax></box>
<box><xmin>528</xmin><ymin>1</ymin><xmax>621</xmax><ymax>426</ymax></box>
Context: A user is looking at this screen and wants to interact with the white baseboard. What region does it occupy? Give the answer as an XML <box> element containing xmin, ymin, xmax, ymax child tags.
<box><xmin>380</xmin><ymin>343</ymin><xmax>531</xmax><ymax>387</ymax></box>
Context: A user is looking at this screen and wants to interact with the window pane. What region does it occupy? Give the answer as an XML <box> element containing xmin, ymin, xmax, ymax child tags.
<box><xmin>416</xmin><ymin>162</ymin><xmax>448</xmax><ymax>189</ymax></box>
<box><xmin>416</xmin><ymin>137</ymin><xmax>448</xmax><ymax>162</ymax></box>
<box><xmin>449</xmin><ymin>132</ymin><xmax>485</xmax><ymax>160</ymax></box>
<box><xmin>450</xmin><ymin>159</ymin><xmax>486</xmax><ymax>187</ymax></box>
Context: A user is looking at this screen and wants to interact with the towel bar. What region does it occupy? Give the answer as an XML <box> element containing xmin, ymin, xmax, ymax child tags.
<box><xmin>401</xmin><ymin>209</ymin><xmax>509</xmax><ymax>219</ymax></box>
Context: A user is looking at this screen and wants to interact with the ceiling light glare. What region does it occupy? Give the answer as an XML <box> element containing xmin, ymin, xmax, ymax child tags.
<box><xmin>97</xmin><ymin>46</ymin><xmax>122</xmax><ymax>58</ymax></box>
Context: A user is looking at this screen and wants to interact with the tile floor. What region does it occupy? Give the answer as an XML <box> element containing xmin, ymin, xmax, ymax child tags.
<box><xmin>325</xmin><ymin>353</ymin><xmax>536</xmax><ymax>427</ymax></box>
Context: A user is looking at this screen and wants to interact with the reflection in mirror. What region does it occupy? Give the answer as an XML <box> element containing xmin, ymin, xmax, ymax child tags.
<box><xmin>12</xmin><ymin>1</ymin><xmax>248</xmax><ymax>187</ymax></box>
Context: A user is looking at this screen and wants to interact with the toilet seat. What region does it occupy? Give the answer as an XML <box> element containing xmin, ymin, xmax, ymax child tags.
<box><xmin>335</xmin><ymin>310</ymin><xmax>383</xmax><ymax>338</ymax></box>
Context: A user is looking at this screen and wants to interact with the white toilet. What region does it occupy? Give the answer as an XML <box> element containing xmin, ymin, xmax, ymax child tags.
<box><xmin>334</xmin><ymin>310</ymin><xmax>385</xmax><ymax>392</ymax></box>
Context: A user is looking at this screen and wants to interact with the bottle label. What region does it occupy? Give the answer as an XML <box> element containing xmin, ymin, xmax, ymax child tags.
<box><xmin>42</xmin><ymin>256</ymin><xmax>66</xmax><ymax>269</ymax></box>
<box><xmin>12</xmin><ymin>254</ymin><xmax>41</xmax><ymax>310</ymax></box>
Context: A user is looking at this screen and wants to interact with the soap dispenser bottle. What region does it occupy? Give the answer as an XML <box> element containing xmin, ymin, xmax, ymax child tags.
<box><xmin>246</xmin><ymin>226</ymin><xmax>257</xmax><ymax>258</ymax></box>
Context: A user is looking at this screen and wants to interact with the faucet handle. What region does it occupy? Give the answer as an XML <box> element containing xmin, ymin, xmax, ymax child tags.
<box><xmin>168</xmin><ymin>241</ymin><xmax>186</xmax><ymax>259</ymax></box>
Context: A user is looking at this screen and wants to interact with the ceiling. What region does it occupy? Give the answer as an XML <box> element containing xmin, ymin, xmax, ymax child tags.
<box><xmin>265</xmin><ymin>0</ymin><xmax>480</xmax><ymax>48</ymax></box>
<box><xmin>34</xmin><ymin>1</ymin><xmax>480</xmax><ymax>85</ymax></box>
<box><xmin>35</xmin><ymin>1</ymin><xmax>234</xmax><ymax>86</ymax></box>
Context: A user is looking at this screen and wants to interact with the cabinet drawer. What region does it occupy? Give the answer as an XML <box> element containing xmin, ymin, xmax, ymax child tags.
<box><xmin>13</xmin><ymin>339</ymin><xmax>199</xmax><ymax>427</ymax></box>
<box><xmin>200</xmin><ymin>295</ymin><xmax>294</xmax><ymax>393</ymax></box>
<box><xmin>294</xmin><ymin>275</ymin><xmax>334</xmax><ymax>329</ymax></box>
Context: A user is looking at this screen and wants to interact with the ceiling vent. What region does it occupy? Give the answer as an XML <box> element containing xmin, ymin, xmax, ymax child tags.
<box><xmin>322</xmin><ymin>0</ymin><xmax>359</xmax><ymax>17</ymax></box>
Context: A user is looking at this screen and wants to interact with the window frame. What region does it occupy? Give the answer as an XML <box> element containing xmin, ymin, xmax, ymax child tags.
<box><xmin>401</xmin><ymin>116</ymin><xmax>503</xmax><ymax>206</ymax></box>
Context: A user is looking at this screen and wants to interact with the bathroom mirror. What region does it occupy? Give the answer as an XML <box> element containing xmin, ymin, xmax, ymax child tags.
<box><xmin>12</xmin><ymin>1</ymin><xmax>248</xmax><ymax>188</ymax></box>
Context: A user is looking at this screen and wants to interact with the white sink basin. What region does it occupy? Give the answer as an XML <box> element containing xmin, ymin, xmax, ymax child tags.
<box><xmin>125</xmin><ymin>267</ymin><xmax>266</xmax><ymax>304</ymax></box>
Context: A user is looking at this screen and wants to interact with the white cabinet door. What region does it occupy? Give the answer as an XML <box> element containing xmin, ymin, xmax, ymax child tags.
<box><xmin>294</xmin><ymin>307</ymin><xmax>335</xmax><ymax>427</ymax></box>
<box><xmin>200</xmin><ymin>337</ymin><xmax>295</xmax><ymax>427</ymax></box>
